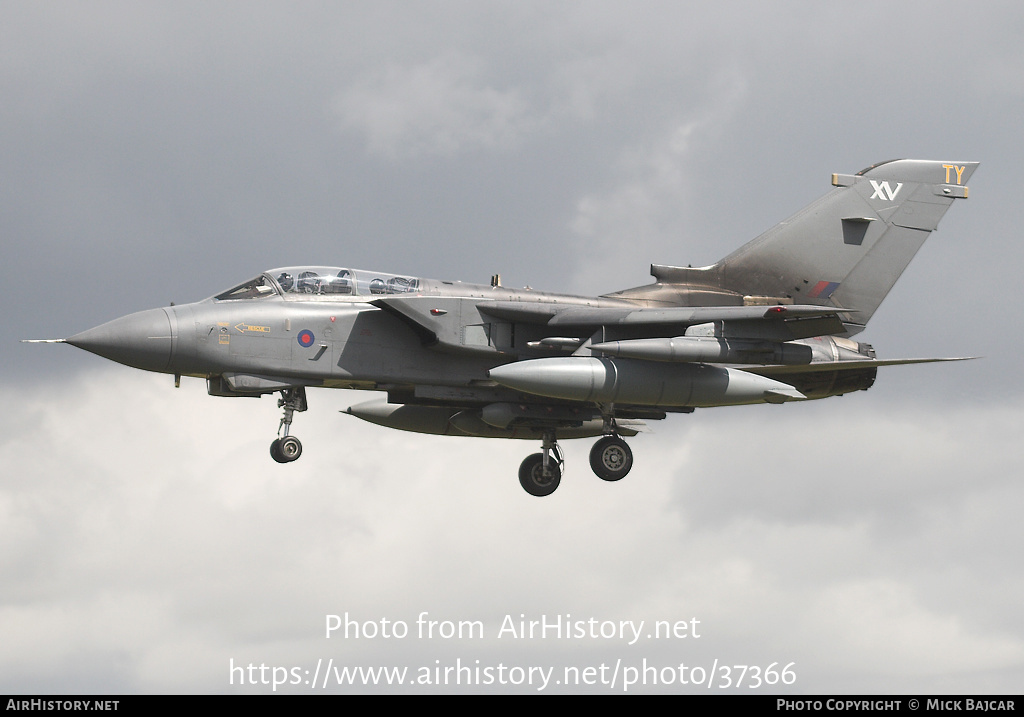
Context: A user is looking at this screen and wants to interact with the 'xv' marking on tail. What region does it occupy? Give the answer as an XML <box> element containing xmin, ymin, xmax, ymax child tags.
<box><xmin>869</xmin><ymin>180</ymin><xmax>903</xmax><ymax>201</ymax></box>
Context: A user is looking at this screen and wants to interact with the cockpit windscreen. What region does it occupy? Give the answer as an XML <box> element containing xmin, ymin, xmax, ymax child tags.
<box><xmin>269</xmin><ymin>267</ymin><xmax>421</xmax><ymax>298</ymax></box>
<box><xmin>213</xmin><ymin>267</ymin><xmax>424</xmax><ymax>301</ymax></box>
<box><xmin>213</xmin><ymin>274</ymin><xmax>278</xmax><ymax>301</ymax></box>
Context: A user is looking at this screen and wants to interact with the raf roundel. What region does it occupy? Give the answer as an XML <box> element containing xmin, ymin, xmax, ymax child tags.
<box><xmin>297</xmin><ymin>329</ymin><xmax>315</xmax><ymax>348</ymax></box>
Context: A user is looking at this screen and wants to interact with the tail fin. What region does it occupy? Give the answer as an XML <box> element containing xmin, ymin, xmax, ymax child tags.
<box><xmin>651</xmin><ymin>160</ymin><xmax>978</xmax><ymax>333</ymax></box>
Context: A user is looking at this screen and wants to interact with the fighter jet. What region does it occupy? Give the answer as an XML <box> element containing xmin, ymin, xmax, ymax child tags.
<box><xmin>30</xmin><ymin>159</ymin><xmax>977</xmax><ymax>496</ymax></box>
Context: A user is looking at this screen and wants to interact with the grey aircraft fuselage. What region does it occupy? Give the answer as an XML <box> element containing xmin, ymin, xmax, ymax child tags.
<box><xmin>42</xmin><ymin>159</ymin><xmax>978</xmax><ymax>496</ymax></box>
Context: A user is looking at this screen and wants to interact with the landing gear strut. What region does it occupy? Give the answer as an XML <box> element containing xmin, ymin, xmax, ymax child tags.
<box><xmin>519</xmin><ymin>430</ymin><xmax>564</xmax><ymax>497</ymax></box>
<box><xmin>270</xmin><ymin>387</ymin><xmax>307</xmax><ymax>463</ymax></box>
<box><xmin>516</xmin><ymin>425</ymin><xmax>636</xmax><ymax>495</ymax></box>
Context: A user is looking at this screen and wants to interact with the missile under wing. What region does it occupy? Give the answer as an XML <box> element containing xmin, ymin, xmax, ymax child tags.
<box><xmin>33</xmin><ymin>159</ymin><xmax>978</xmax><ymax>496</ymax></box>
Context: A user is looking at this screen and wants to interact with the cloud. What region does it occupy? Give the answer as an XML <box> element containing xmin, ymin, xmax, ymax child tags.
<box><xmin>1</xmin><ymin>369</ymin><xmax>1021</xmax><ymax>692</ymax></box>
<box><xmin>3</xmin><ymin>1</ymin><xmax>1021</xmax><ymax>694</ymax></box>
<box><xmin>566</xmin><ymin>70</ymin><xmax>747</xmax><ymax>294</ymax></box>
<box><xmin>335</xmin><ymin>51</ymin><xmax>536</xmax><ymax>158</ymax></box>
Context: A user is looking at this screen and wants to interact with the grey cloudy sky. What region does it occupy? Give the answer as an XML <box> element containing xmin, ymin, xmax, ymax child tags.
<box><xmin>2</xmin><ymin>1</ymin><xmax>1022</xmax><ymax>694</ymax></box>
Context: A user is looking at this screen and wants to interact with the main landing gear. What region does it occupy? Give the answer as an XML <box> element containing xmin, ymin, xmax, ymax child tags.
<box><xmin>517</xmin><ymin>424</ymin><xmax>634</xmax><ymax>497</ymax></box>
<box><xmin>519</xmin><ymin>430</ymin><xmax>564</xmax><ymax>497</ymax></box>
<box><xmin>270</xmin><ymin>387</ymin><xmax>307</xmax><ymax>463</ymax></box>
<box><xmin>590</xmin><ymin>435</ymin><xmax>633</xmax><ymax>481</ymax></box>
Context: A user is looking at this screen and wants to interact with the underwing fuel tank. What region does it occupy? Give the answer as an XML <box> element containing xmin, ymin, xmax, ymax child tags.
<box><xmin>488</xmin><ymin>357</ymin><xmax>805</xmax><ymax>406</ymax></box>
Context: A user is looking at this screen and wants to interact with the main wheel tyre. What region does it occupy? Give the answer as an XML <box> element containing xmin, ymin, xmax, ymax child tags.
<box><xmin>590</xmin><ymin>436</ymin><xmax>632</xmax><ymax>481</ymax></box>
<box><xmin>518</xmin><ymin>453</ymin><xmax>561</xmax><ymax>497</ymax></box>
<box><xmin>277</xmin><ymin>435</ymin><xmax>303</xmax><ymax>462</ymax></box>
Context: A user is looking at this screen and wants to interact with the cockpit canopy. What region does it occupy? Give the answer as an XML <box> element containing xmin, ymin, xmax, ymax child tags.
<box><xmin>214</xmin><ymin>266</ymin><xmax>423</xmax><ymax>301</ymax></box>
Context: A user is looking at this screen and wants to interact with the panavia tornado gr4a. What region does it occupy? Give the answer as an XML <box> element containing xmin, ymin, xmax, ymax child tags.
<box><xmin>34</xmin><ymin>159</ymin><xmax>977</xmax><ymax>496</ymax></box>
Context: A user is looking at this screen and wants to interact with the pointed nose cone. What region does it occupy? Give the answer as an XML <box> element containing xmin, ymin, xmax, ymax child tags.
<box><xmin>67</xmin><ymin>308</ymin><xmax>174</xmax><ymax>373</ymax></box>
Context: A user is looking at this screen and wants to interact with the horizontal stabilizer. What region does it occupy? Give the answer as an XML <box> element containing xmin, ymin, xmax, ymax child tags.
<box><xmin>743</xmin><ymin>356</ymin><xmax>978</xmax><ymax>376</ymax></box>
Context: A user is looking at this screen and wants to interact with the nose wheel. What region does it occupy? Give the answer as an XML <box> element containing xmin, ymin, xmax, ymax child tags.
<box><xmin>270</xmin><ymin>435</ymin><xmax>303</xmax><ymax>463</ymax></box>
<box><xmin>270</xmin><ymin>387</ymin><xmax>307</xmax><ymax>463</ymax></box>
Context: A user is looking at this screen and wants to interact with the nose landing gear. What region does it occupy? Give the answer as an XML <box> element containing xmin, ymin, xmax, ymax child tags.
<box><xmin>270</xmin><ymin>387</ymin><xmax>307</xmax><ymax>463</ymax></box>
